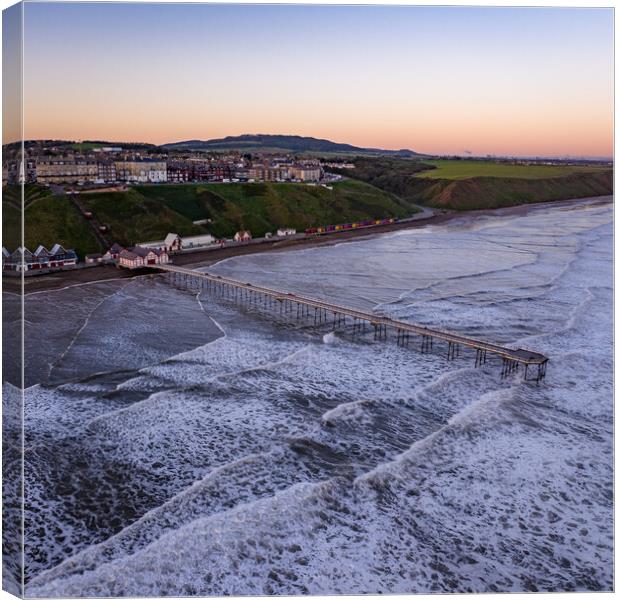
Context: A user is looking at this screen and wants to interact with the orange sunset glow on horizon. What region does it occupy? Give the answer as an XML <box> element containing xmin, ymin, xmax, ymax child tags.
<box><xmin>5</xmin><ymin>3</ymin><xmax>614</xmax><ymax>158</ymax></box>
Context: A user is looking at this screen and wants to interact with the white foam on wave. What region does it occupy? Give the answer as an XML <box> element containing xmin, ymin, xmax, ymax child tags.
<box><xmin>321</xmin><ymin>398</ymin><xmax>374</xmax><ymax>426</ymax></box>
<box><xmin>23</xmin><ymin>200</ymin><xmax>613</xmax><ymax>596</ymax></box>
<box><xmin>321</xmin><ymin>331</ymin><xmax>338</xmax><ymax>345</ymax></box>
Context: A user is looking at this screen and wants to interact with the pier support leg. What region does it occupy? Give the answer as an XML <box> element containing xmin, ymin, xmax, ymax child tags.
<box><xmin>475</xmin><ymin>348</ymin><xmax>482</xmax><ymax>367</ymax></box>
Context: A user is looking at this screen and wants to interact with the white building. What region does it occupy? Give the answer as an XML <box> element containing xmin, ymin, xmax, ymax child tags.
<box><xmin>114</xmin><ymin>160</ymin><xmax>167</xmax><ymax>183</ymax></box>
<box><xmin>277</xmin><ymin>228</ymin><xmax>297</xmax><ymax>237</ymax></box>
<box><xmin>181</xmin><ymin>234</ymin><xmax>216</xmax><ymax>249</ymax></box>
<box><xmin>138</xmin><ymin>233</ymin><xmax>182</xmax><ymax>253</ymax></box>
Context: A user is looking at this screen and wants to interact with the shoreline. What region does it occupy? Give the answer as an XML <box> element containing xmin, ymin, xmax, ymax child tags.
<box><xmin>5</xmin><ymin>194</ymin><xmax>612</xmax><ymax>294</ymax></box>
<box><xmin>154</xmin><ymin>194</ymin><xmax>614</xmax><ymax>271</ymax></box>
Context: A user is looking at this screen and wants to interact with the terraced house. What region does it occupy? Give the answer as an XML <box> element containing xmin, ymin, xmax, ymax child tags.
<box><xmin>36</xmin><ymin>158</ymin><xmax>98</xmax><ymax>185</ymax></box>
<box><xmin>2</xmin><ymin>244</ymin><xmax>78</xmax><ymax>271</ymax></box>
<box><xmin>113</xmin><ymin>159</ymin><xmax>167</xmax><ymax>183</ymax></box>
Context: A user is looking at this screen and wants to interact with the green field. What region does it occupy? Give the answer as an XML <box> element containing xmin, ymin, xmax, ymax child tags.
<box><xmin>3</xmin><ymin>185</ymin><xmax>101</xmax><ymax>257</ymax></box>
<box><xmin>70</xmin><ymin>142</ymin><xmax>105</xmax><ymax>152</ymax></box>
<box><xmin>415</xmin><ymin>159</ymin><xmax>606</xmax><ymax>180</ymax></box>
<box><xmin>332</xmin><ymin>156</ymin><xmax>613</xmax><ymax>211</ymax></box>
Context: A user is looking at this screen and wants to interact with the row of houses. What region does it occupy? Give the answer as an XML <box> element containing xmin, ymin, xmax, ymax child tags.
<box><xmin>137</xmin><ymin>227</ymin><xmax>296</xmax><ymax>254</ymax></box>
<box><xmin>2</xmin><ymin>244</ymin><xmax>78</xmax><ymax>272</ymax></box>
<box><xmin>2</xmin><ymin>241</ymin><xmax>169</xmax><ymax>273</ymax></box>
<box><xmin>4</xmin><ymin>156</ymin><xmax>323</xmax><ymax>186</ymax></box>
<box><xmin>36</xmin><ymin>158</ymin><xmax>167</xmax><ymax>185</ymax></box>
<box><xmin>2</xmin><ymin>223</ymin><xmax>300</xmax><ymax>275</ymax></box>
<box><xmin>138</xmin><ymin>231</ymin><xmax>249</xmax><ymax>252</ymax></box>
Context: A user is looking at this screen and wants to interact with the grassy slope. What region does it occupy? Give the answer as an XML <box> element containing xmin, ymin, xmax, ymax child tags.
<box><xmin>415</xmin><ymin>159</ymin><xmax>607</xmax><ymax>180</ymax></box>
<box><xmin>419</xmin><ymin>171</ymin><xmax>614</xmax><ymax>210</ymax></box>
<box><xmin>79</xmin><ymin>188</ymin><xmax>207</xmax><ymax>246</ymax></box>
<box><xmin>136</xmin><ymin>179</ymin><xmax>414</xmax><ymax>238</ymax></box>
<box><xmin>3</xmin><ymin>185</ymin><xmax>101</xmax><ymax>258</ymax></box>
<box><xmin>4</xmin><ymin>180</ymin><xmax>411</xmax><ymax>256</ymax></box>
<box><xmin>337</xmin><ymin>158</ymin><xmax>613</xmax><ymax>210</ymax></box>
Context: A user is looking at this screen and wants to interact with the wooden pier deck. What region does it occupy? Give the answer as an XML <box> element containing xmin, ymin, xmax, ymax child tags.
<box><xmin>151</xmin><ymin>264</ymin><xmax>549</xmax><ymax>382</ymax></box>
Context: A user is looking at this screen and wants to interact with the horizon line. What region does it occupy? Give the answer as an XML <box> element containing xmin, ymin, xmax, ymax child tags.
<box><xmin>3</xmin><ymin>135</ymin><xmax>613</xmax><ymax>162</ymax></box>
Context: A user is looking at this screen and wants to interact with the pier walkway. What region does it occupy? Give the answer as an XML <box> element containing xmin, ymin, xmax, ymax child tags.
<box><xmin>150</xmin><ymin>264</ymin><xmax>549</xmax><ymax>382</ymax></box>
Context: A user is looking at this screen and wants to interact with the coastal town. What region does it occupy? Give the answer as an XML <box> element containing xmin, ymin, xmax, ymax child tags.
<box><xmin>1</xmin><ymin>141</ymin><xmax>398</xmax><ymax>277</ymax></box>
<box><xmin>2</xmin><ymin>142</ymin><xmax>341</xmax><ymax>186</ymax></box>
<box><xmin>2</xmin><ymin>141</ymin><xmax>611</xmax><ymax>279</ymax></box>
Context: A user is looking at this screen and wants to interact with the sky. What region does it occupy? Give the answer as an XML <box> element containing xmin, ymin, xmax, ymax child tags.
<box><xmin>5</xmin><ymin>3</ymin><xmax>615</xmax><ymax>157</ymax></box>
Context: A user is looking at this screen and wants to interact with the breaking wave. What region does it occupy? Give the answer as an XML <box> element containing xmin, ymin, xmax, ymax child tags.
<box><xmin>15</xmin><ymin>198</ymin><xmax>612</xmax><ymax>595</ymax></box>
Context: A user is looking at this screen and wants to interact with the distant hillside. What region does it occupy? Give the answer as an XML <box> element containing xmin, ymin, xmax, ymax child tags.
<box><xmin>2</xmin><ymin>140</ymin><xmax>158</xmax><ymax>153</ymax></box>
<box><xmin>161</xmin><ymin>134</ymin><xmax>423</xmax><ymax>157</ymax></box>
<box><xmin>335</xmin><ymin>157</ymin><xmax>613</xmax><ymax>210</ymax></box>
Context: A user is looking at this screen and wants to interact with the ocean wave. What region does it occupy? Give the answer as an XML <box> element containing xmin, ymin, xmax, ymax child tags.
<box><xmin>18</xmin><ymin>201</ymin><xmax>613</xmax><ymax>595</ymax></box>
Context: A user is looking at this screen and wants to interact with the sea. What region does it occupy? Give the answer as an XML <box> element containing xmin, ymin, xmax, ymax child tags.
<box><xmin>3</xmin><ymin>196</ymin><xmax>613</xmax><ymax>596</ymax></box>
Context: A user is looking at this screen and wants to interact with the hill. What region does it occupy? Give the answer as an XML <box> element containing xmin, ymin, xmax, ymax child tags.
<box><xmin>333</xmin><ymin>158</ymin><xmax>613</xmax><ymax>210</ymax></box>
<box><xmin>71</xmin><ymin>180</ymin><xmax>414</xmax><ymax>247</ymax></box>
<box><xmin>3</xmin><ymin>185</ymin><xmax>101</xmax><ymax>257</ymax></box>
<box><xmin>132</xmin><ymin>179</ymin><xmax>415</xmax><ymax>238</ymax></box>
<box><xmin>3</xmin><ymin>180</ymin><xmax>415</xmax><ymax>259</ymax></box>
<box><xmin>78</xmin><ymin>188</ymin><xmax>209</xmax><ymax>247</ymax></box>
<box><xmin>161</xmin><ymin>134</ymin><xmax>423</xmax><ymax>157</ymax></box>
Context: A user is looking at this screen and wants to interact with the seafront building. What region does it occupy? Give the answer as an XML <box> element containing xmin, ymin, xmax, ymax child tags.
<box><xmin>2</xmin><ymin>244</ymin><xmax>78</xmax><ymax>272</ymax></box>
<box><xmin>117</xmin><ymin>246</ymin><xmax>169</xmax><ymax>268</ymax></box>
<box><xmin>138</xmin><ymin>233</ymin><xmax>183</xmax><ymax>253</ymax></box>
<box><xmin>137</xmin><ymin>233</ymin><xmax>218</xmax><ymax>252</ymax></box>
<box><xmin>181</xmin><ymin>234</ymin><xmax>217</xmax><ymax>249</ymax></box>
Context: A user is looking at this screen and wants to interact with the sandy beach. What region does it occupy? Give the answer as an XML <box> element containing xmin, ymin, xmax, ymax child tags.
<box><xmin>4</xmin><ymin>195</ymin><xmax>612</xmax><ymax>295</ymax></box>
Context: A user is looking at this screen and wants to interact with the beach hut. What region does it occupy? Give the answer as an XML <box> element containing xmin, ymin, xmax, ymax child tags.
<box><xmin>234</xmin><ymin>230</ymin><xmax>252</xmax><ymax>243</ymax></box>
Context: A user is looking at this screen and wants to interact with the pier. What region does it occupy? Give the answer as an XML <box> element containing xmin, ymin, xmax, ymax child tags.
<box><xmin>150</xmin><ymin>264</ymin><xmax>549</xmax><ymax>382</ymax></box>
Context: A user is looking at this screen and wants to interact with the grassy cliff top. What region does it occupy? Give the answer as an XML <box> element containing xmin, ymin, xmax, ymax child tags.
<box><xmin>415</xmin><ymin>159</ymin><xmax>608</xmax><ymax>180</ymax></box>
<box><xmin>332</xmin><ymin>157</ymin><xmax>613</xmax><ymax>211</ymax></box>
